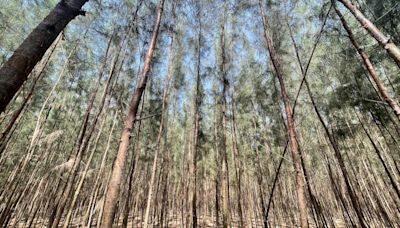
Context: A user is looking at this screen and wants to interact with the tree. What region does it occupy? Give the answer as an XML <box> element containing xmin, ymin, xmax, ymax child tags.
<box><xmin>259</xmin><ymin>0</ymin><xmax>309</xmax><ymax>227</ymax></box>
<box><xmin>218</xmin><ymin>1</ymin><xmax>232</xmax><ymax>227</ymax></box>
<box><xmin>100</xmin><ymin>0</ymin><xmax>166</xmax><ymax>226</ymax></box>
<box><xmin>1</xmin><ymin>0</ymin><xmax>400</xmax><ymax>227</ymax></box>
<box><xmin>189</xmin><ymin>1</ymin><xmax>202</xmax><ymax>227</ymax></box>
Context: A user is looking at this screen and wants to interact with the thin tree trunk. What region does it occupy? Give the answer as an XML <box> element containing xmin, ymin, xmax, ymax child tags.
<box><xmin>189</xmin><ymin>4</ymin><xmax>202</xmax><ymax>227</ymax></box>
<box><xmin>100</xmin><ymin>0</ymin><xmax>165</xmax><ymax>226</ymax></box>
<box><xmin>61</xmin><ymin>49</ymin><xmax>120</xmax><ymax>227</ymax></box>
<box><xmin>258</xmin><ymin>1</ymin><xmax>309</xmax><ymax>227</ymax></box>
<box><xmin>118</xmin><ymin>3</ymin><xmax>144</xmax><ymax>227</ymax></box>
<box><xmin>356</xmin><ymin>112</ymin><xmax>400</xmax><ymax>201</ymax></box>
<box><xmin>143</xmin><ymin>18</ymin><xmax>175</xmax><ymax>228</ymax></box>
<box><xmin>333</xmin><ymin>3</ymin><xmax>400</xmax><ymax>119</ymax></box>
<box><xmin>0</xmin><ymin>33</ymin><xmax>61</xmax><ymax>147</ymax></box>
<box><xmin>219</xmin><ymin>2</ymin><xmax>231</xmax><ymax>227</ymax></box>
<box><xmin>230</xmin><ymin>98</ymin><xmax>244</xmax><ymax>227</ymax></box>
<box><xmin>48</xmin><ymin>31</ymin><xmax>115</xmax><ymax>228</ymax></box>
<box><xmin>337</xmin><ymin>0</ymin><xmax>400</xmax><ymax>68</ymax></box>
<box><xmin>287</xmin><ymin>16</ymin><xmax>368</xmax><ymax>227</ymax></box>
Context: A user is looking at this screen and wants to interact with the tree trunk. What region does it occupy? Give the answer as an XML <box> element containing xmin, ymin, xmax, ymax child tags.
<box><xmin>143</xmin><ymin>19</ymin><xmax>175</xmax><ymax>228</ymax></box>
<box><xmin>48</xmin><ymin>32</ymin><xmax>115</xmax><ymax>228</ymax></box>
<box><xmin>100</xmin><ymin>0</ymin><xmax>165</xmax><ymax>226</ymax></box>
<box><xmin>189</xmin><ymin>4</ymin><xmax>202</xmax><ymax>227</ymax></box>
<box><xmin>333</xmin><ymin>3</ymin><xmax>400</xmax><ymax>119</ymax></box>
<box><xmin>337</xmin><ymin>0</ymin><xmax>400</xmax><ymax>68</ymax></box>
<box><xmin>287</xmin><ymin>16</ymin><xmax>368</xmax><ymax>227</ymax></box>
<box><xmin>230</xmin><ymin>98</ymin><xmax>244</xmax><ymax>227</ymax></box>
<box><xmin>258</xmin><ymin>1</ymin><xmax>309</xmax><ymax>227</ymax></box>
<box><xmin>0</xmin><ymin>0</ymin><xmax>88</xmax><ymax>112</ymax></box>
<box><xmin>219</xmin><ymin>2</ymin><xmax>231</xmax><ymax>227</ymax></box>
<box><xmin>0</xmin><ymin>33</ymin><xmax>61</xmax><ymax>147</ymax></box>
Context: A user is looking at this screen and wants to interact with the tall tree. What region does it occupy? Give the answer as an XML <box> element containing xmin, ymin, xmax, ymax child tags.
<box><xmin>99</xmin><ymin>0</ymin><xmax>166</xmax><ymax>227</ymax></box>
<box><xmin>287</xmin><ymin>15</ymin><xmax>368</xmax><ymax>227</ymax></box>
<box><xmin>189</xmin><ymin>1</ymin><xmax>202</xmax><ymax>227</ymax></box>
<box><xmin>143</xmin><ymin>5</ymin><xmax>176</xmax><ymax>226</ymax></box>
<box><xmin>218</xmin><ymin>1</ymin><xmax>231</xmax><ymax>227</ymax></box>
<box><xmin>258</xmin><ymin>0</ymin><xmax>309</xmax><ymax>227</ymax></box>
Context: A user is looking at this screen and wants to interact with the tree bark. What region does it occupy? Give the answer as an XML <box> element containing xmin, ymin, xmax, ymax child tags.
<box><xmin>143</xmin><ymin>19</ymin><xmax>175</xmax><ymax>228</ymax></box>
<box><xmin>0</xmin><ymin>33</ymin><xmax>61</xmax><ymax>147</ymax></box>
<box><xmin>0</xmin><ymin>0</ymin><xmax>88</xmax><ymax>112</ymax></box>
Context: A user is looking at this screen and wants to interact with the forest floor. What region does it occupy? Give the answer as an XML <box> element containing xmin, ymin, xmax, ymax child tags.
<box><xmin>15</xmin><ymin>216</ymin><xmax>349</xmax><ymax>227</ymax></box>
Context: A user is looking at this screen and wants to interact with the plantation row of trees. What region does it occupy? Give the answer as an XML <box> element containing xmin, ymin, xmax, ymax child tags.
<box><xmin>0</xmin><ymin>0</ymin><xmax>399</xmax><ymax>227</ymax></box>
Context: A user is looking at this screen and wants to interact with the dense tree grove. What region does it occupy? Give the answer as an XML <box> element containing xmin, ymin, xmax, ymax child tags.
<box><xmin>0</xmin><ymin>0</ymin><xmax>399</xmax><ymax>227</ymax></box>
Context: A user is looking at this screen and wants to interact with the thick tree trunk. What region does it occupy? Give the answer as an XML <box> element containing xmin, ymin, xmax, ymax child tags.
<box><xmin>337</xmin><ymin>0</ymin><xmax>400</xmax><ymax>68</ymax></box>
<box><xmin>0</xmin><ymin>0</ymin><xmax>88</xmax><ymax>112</ymax></box>
<box><xmin>100</xmin><ymin>0</ymin><xmax>165</xmax><ymax>227</ymax></box>
<box><xmin>258</xmin><ymin>1</ymin><xmax>309</xmax><ymax>227</ymax></box>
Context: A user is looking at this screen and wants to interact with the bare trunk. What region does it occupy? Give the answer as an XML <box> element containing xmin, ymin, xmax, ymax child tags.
<box><xmin>100</xmin><ymin>0</ymin><xmax>165</xmax><ymax>226</ymax></box>
<box><xmin>333</xmin><ymin>3</ymin><xmax>400</xmax><ymax>119</ymax></box>
<box><xmin>287</xmin><ymin>15</ymin><xmax>368</xmax><ymax>227</ymax></box>
<box><xmin>0</xmin><ymin>33</ymin><xmax>61</xmax><ymax>148</ymax></box>
<box><xmin>143</xmin><ymin>19</ymin><xmax>175</xmax><ymax>228</ymax></box>
<box><xmin>219</xmin><ymin>2</ymin><xmax>231</xmax><ymax>227</ymax></box>
<box><xmin>49</xmin><ymin>32</ymin><xmax>115</xmax><ymax>228</ymax></box>
<box><xmin>258</xmin><ymin>1</ymin><xmax>309</xmax><ymax>227</ymax></box>
<box><xmin>189</xmin><ymin>5</ymin><xmax>202</xmax><ymax>227</ymax></box>
<box><xmin>337</xmin><ymin>0</ymin><xmax>400</xmax><ymax>68</ymax></box>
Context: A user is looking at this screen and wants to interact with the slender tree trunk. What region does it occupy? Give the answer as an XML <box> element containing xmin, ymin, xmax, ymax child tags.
<box><xmin>83</xmin><ymin>111</ymin><xmax>118</xmax><ymax>228</ymax></box>
<box><xmin>100</xmin><ymin>0</ymin><xmax>165</xmax><ymax>226</ymax></box>
<box><xmin>48</xmin><ymin>32</ymin><xmax>115</xmax><ymax>228</ymax></box>
<box><xmin>143</xmin><ymin>19</ymin><xmax>175</xmax><ymax>228</ymax></box>
<box><xmin>286</xmin><ymin>17</ymin><xmax>368</xmax><ymax>227</ymax></box>
<box><xmin>121</xmin><ymin>88</ymin><xmax>146</xmax><ymax>227</ymax></box>
<box><xmin>0</xmin><ymin>0</ymin><xmax>88</xmax><ymax>112</ymax></box>
<box><xmin>219</xmin><ymin>2</ymin><xmax>231</xmax><ymax>227</ymax></box>
<box><xmin>356</xmin><ymin>112</ymin><xmax>400</xmax><ymax>200</ymax></box>
<box><xmin>118</xmin><ymin>4</ymin><xmax>144</xmax><ymax>227</ymax></box>
<box><xmin>61</xmin><ymin>49</ymin><xmax>120</xmax><ymax>227</ymax></box>
<box><xmin>337</xmin><ymin>0</ymin><xmax>400</xmax><ymax>68</ymax></box>
<box><xmin>189</xmin><ymin>4</ymin><xmax>202</xmax><ymax>227</ymax></box>
<box><xmin>230</xmin><ymin>98</ymin><xmax>244</xmax><ymax>227</ymax></box>
<box><xmin>213</xmin><ymin>102</ymin><xmax>221</xmax><ymax>227</ymax></box>
<box><xmin>333</xmin><ymin>3</ymin><xmax>400</xmax><ymax>119</ymax></box>
<box><xmin>258</xmin><ymin>1</ymin><xmax>308</xmax><ymax>227</ymax></box>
